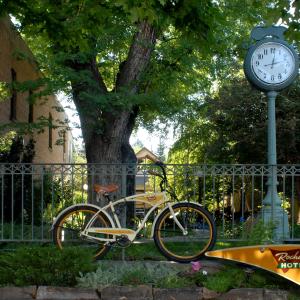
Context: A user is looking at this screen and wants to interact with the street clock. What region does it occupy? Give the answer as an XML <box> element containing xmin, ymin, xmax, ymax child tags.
<box><xmin>244</xmin><ymin>27</ymin><xmax>299</xmax><ymax>92</ymax></box>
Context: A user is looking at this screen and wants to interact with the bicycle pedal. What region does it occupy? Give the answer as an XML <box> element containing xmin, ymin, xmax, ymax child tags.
<box><xmin>116</xmin><ymin>235</ymin><xmax>132</xmax><ymax>248</ymax></box>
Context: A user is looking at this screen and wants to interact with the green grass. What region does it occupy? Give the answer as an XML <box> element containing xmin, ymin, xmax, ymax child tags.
<box><xmin>1</xmin><ymin>220</ymin><xmax>299</xmax><ymax>255</ymax></box>
<box><xmin>103</xmin><ymin>239</ymin><xmax>252</xmax><ymax>261</ymax></box>
<box><xmin>0</xmin><ymin>240</ymin><xmax>247</xmax><ymax>259</ymax></box>
<box><xmin>105</xmin><ymin>241</ymin><xmax>166</xmax><ymax>261</ymax></box>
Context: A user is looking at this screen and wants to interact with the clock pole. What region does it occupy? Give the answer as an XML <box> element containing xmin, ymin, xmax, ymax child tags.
<box><xmin>262</xmin><ymin>90</ymin><xmax>289</xmax><ymax>241</ymax></box>
<box><xmin>243</xmin><ymin>25</ymin><xmax>299</xmax><ymax>241</ymax></box>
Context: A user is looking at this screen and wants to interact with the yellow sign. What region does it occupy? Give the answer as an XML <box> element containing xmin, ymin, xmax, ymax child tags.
<box><xmin>206</xmin><ymin>245</ymin><xmax>300</xmax><ymax>285</ymax></box>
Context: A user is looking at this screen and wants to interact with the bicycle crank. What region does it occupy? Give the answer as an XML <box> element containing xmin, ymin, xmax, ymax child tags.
<box><xmin>116</xmin><ymin>235</ymin><xmax>132</xmax><ymax>248</ymax></box>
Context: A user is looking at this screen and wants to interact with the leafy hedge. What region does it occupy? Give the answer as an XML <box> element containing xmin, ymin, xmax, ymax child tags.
<box><xmin>0</xmin><ymin>246</ymin><xmax>96</xmax><ymax>286</ymax></box>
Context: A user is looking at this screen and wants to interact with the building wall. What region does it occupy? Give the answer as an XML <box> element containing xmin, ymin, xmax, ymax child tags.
<box><xmin>0</xmin><ymin>16</ymin><xmax>73</xmax><ymax>163</ymax></box>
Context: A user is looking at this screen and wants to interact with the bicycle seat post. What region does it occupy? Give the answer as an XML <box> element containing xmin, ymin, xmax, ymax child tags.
<box><xmin>104</xmin><ymin>192</ymin><xmax>110</xmax><ymax>200</ymax></box>
<box><xmin>104</xmin><ymin>193</ymin><xmax>113</xmax><ymax>205</ymax></box>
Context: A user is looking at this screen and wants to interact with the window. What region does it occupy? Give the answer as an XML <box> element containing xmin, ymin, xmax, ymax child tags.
<box><xmin>48</xmin><ymin>113</ymin><xmax>53</xmax><ymax>149</ymax></box>
<box><xmin>10</xmin><ymin>69</ymin><xmax>17</xmax><ymax>121</ymax></box>
<box><xmin>62</xmin><ymin>131</ymin><xmax>66</xmax><ymax>154</ymax></box>
<box><xmin>28</xmin><ymin>90</ymin><xmax>34</xmax><ymax>123</ymax></box>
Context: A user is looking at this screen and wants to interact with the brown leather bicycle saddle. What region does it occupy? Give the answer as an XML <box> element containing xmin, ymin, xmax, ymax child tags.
<box><xmin>94</xmin><ymin>184</ymin><xmax>119</xmax><ymax>194</ymax></box>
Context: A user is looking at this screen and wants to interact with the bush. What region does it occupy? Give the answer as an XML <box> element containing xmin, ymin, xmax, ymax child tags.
<box><xmin>193</xmin><ymin>265</ymin><xmax>293</xmax><ymax>293</ymax></box>
<box><xmin>0</xmin><ymin>246</ymin><xmax>96</xmax><ymax>286</ymax></box>
<box><xmin>246</xmin><ymin>219</ymin><xmax>276</xmax><ymax>245</ymax></box>
<box><xmin>121</xmin><ymin>268</ymin><xmax>152</xmax><ymax>285</ymax></box>
<box><xmin>77</xmin><ymin>261</ymin><xmax>180</xmax><ymax>288</ymax></box>
<box><xmin>246</xmin><ymin>272</ymin><xmax>267</xmax><ymax>288</ymax></box>
<box><xmin>202</xmin><ymin>269</ymin><xmax>246</xmax><ymax>292</ymax></box>
<box><xmin>198</xmin><ymin>267</ymin><xmax>246</xmax><ymax>293</ymax></box>
<box><xmin>156</xmin><ymin>275</ymin><xmax>194</xmax><ymax>288</ymax></box>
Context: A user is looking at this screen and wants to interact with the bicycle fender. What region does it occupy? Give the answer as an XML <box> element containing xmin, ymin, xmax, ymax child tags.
<box><xmin>51</xmin><ymin>203</ymin><xmax>115</xmax><ymax>230</ymax></box>
<box><xmin>150</xmin><ymin>201</ymin><xmax>202</xmax><ymax>238</ymax></box>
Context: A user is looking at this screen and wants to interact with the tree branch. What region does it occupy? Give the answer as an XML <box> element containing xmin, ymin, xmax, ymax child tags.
<box><xmin>116</xmin><ymin>20</ymin><xmax>157</xmax><ymax>93</ymax></box>
<box><xmin>68</xmin><ymin>56</ymin><xmax>107</xmax><ymax>94</ymax></box>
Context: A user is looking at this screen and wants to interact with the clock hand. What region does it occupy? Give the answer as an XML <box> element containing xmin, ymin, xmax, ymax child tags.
<box><xmin>264</xmin><ymin>61</ymin><xmax>284</xmax><ymax>67</ymax></box>
<box><xmin>270</xmin><ymin>51</ymin><xmax>277</xmax><ymax>69</ymax></box>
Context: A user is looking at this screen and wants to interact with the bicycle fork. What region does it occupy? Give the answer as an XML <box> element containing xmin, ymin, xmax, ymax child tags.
<box><xmin>167</xmin><ymin>203</ymin><xmax>188</xmax><ymax>236</ymax></box>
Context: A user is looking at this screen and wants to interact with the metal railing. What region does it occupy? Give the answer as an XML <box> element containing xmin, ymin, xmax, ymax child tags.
<box><xmin>0</xmin><ymin>163</ymin><xmax>300</xmax><ymax>243</ymax></box>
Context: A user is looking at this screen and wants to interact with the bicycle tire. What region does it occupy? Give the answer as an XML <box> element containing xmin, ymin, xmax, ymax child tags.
<box><xmin>53</xmin><ymin>204</ymin><xmax>112</xmax><ymax>260</ymax></box>
<box><xmin>153</xmin><ymin>202</ymin><xmax>216</xmax><ymax>263</ymax></box>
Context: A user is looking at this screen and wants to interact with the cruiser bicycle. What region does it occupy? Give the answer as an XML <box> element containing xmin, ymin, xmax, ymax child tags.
<box><xmin>52</xmin><ymin>162</ymin><xmax>216</xmax><ymax>262</ymax></box>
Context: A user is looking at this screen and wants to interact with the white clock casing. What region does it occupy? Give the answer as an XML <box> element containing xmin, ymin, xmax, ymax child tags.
<box><xmin>244</xmin><ymin>38</ymin><xmax>299</xmax><ymax>92</ymax></box>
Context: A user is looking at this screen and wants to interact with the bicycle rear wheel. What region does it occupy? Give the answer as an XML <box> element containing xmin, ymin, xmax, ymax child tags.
<box><xmin>53</xmin><ymin>204</ymin><xmax>112</xmax><ymax>259</ymax></box>
<box><xmin>153</xmin><ymin>202</ymin><xmax>216</xmax><ymax>263</ymax></box>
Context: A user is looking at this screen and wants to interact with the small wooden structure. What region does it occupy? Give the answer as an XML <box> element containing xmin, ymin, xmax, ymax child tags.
<box><xmin>135</xmin><ymin>148</ymin><xmax>160</xmax><ymax>216</ymax></box>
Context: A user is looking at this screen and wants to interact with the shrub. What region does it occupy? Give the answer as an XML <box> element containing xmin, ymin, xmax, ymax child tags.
<box><xmin>156</xmin><ymin>275</ymin><xmax>194</xmax><ymax>288</ymax></box>
<box><xmin>246</xmin><ymin>219</ymin><xmax>276</xmax><ymax>245</ymax></box>
<box><xmin>246</xmin><ymin>272</ymin><xmax>267</xmax><ymax>288</ymax></box>
<box><xmin>121</xmin><ymin>268</ymin><xmax>151</xmax><ymax>285</ymax></box>
<box><xmin>77</xmin><ymin>261</ymin><xmax>179</xmax><ymax>288</ymax></box>
<box><xmin>0</xmin><ymin>246</ymin><xmax>96</xmax><ymax>286</ymax></box>
<box><xmin>200</xmin><ymin>267</ymin><xmax>246</xmax><ymax>293</ymax></box>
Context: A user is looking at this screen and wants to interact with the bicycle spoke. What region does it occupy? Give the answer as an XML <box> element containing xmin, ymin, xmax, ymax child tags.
<box><xmin>53</xmin><ymin>206</ymin><xmax>113</xmax><ymax>259</ymax></box>
<box><xmin>56</xmin><ymin>225</ymin><xmax>81</xmax><ymax>233</ymax></box>
<box><xmin>154</xmin><ymin>203</ymin><xmax>216</xmax><ymax>262</ymax></box>
<box><xmin>158</xmin><ymin>229</ymin><xmax>184</xmax><ymax>233</ymax></box>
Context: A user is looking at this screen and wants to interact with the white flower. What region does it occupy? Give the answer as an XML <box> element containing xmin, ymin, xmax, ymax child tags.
<box><xmin>202</xmin><ymin>270</ymin><xmax>208</xmax><ymax>276</ymax></box>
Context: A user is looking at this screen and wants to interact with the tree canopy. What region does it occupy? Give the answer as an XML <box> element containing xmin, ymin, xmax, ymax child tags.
<box><xmin>0</xmin><ymin>0</ymin><xmax>298</xmax><ymax>165</ymax></box>
<box><xmin>168</xmin><ymin>79</ymin><xmax>300</xmax><ymax>164</ymax></box>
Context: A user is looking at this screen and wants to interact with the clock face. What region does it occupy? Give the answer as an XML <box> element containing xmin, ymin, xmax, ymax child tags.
<box><xmin>251</xmin><ymin>42</ymin><xmax>295</xmax><ymax>85</ymax></box>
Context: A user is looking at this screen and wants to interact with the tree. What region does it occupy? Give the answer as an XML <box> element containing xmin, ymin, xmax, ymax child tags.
<box><xmin>1</xmin><ymin>0</ymin><xmax>292</xmax><ymax>165</ymax></box>
<box><xmin>132</xmin><ymin>138</ymin><xmax>144</xmax><ymax>153</ymax></box>
<box><xmin>168</xmin><ymin>79</ymin><xmax>300</xmax><ymax>222</ymax></box>
<box><xmin>169</xmin><ymin>79</ymin><xmax>300</xmax><ymax>164</ymax></box>
<box><xmin>156</xmin><ymin>136</ymin><xmax>166</xmax><ymax>162</ymax></box>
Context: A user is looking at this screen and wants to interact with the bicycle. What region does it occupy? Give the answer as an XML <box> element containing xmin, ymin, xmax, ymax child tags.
<box><xmin>52</xmin><ymin>162</ymin><xmax>216</xmax><ymax>263</ymax></box>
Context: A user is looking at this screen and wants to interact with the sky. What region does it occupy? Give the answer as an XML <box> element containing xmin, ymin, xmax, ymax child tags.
<box><xmin>57</xmin><ymin>93</ymin><xmax>175</xmax><ymax>156</ymax></box>
<box><xmin>130</xmin><ymin>126</ymin><xmax>175</xmax><ymax>154</ymax></box>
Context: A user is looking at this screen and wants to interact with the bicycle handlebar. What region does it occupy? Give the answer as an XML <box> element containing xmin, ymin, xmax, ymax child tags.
<box><xmin>147</xmin><ymin>170</ymin><xmax>162</xmax><ymax>177</ymax></box>
<box><xmin>154</xmin><ymin>161</ymin><xmax>167</xmax><ymax>176</ymax></box>
<box><xmin>149</xmin><ymin>161</ymin><xmax>168</xmax><ymax>192</ymax></box>
<box><xmin>148</xmin><ymin>162</ymin><xmax>178</xmax><ymax>200</ymax></box>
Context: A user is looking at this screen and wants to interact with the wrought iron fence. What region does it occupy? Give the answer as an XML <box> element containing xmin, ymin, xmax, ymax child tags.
<box><xmin>0</xmin><ymin>163</ymin><xmax>300</xmax><ymax>243</ymax></box>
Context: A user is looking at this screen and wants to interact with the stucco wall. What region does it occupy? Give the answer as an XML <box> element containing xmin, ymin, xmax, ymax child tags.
<box><xmin>0</xmin><ymin>16</ymin><xmax>73</xmax><ymax>163</ymax></box>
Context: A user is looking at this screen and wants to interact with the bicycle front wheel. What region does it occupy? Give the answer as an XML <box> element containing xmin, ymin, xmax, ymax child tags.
<box><xmin>153</xmin><ymin>202</ymin><xmax>216</xmax><ymax>263</ymax></box>
<box><xmin>53</xmin><ymin>205</ymin><xmax>112</xmax><ymax>259</ymax></box>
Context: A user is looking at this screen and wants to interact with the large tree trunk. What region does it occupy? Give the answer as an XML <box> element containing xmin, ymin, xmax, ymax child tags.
<box><xmin>68</xmin><ymin>21</ymin><xmax>156</xmax><ymax>225</ymax></box>
<box><xmin>71</xmin><ymin>21</ymin><xmax>156</xmax><ymax>164</ymax></box>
